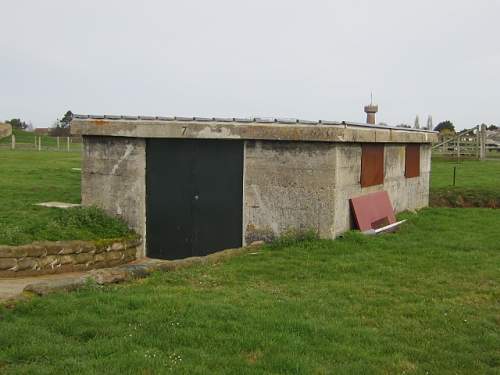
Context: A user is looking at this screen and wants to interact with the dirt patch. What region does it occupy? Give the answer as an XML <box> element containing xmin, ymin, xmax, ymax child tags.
<box><xmin>430</xmin><ymin>189</ymin><xmax>500</xmax><ymax>208</ymax></box>
<box><xmin>244</xmin><ymin>350</ymin><xmax>263</xmax><ymax>365</ymax></box>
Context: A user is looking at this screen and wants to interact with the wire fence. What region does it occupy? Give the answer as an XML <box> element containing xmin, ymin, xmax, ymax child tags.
<box><xmin>0</xmin><ymin>134</ymin><xmax>83</xmax><ymax>152</ymax></box>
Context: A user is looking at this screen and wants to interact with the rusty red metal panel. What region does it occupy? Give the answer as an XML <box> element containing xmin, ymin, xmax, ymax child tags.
<box><xmin>361</xmin><ymin>144</ymin><xmax>384</xmax><ymax>187</ymax></box>
<box><xmin>405</xmin><ymin>144</ymin><xmax>420</xmax><ymax>178</ymax></box>
<box><xmin>350</xmin><ymin>191</ymin><xmax>396</xmax><ymax>232</ymax></box>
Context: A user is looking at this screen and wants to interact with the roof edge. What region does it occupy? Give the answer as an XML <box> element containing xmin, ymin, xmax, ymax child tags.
<box><xmin>72</xmin><ymin>114</ymin><xmax>437</xmax><ymax>134</ymax></box>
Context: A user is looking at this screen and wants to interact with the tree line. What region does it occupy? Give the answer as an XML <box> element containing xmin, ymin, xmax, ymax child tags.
<box><xmin>433</xmin><ymin>121</ymin><xmax>497</xmax><ymax>133</ymax></box>
<box><xmin>5</xmin><ymin>110</ymin><xmax>73</xmax><ymax>136</ymax></box>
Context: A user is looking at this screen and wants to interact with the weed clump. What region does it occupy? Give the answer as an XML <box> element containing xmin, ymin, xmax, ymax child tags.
<box><xmin>53</xmin><ymin>206</ymin><xmax>133</xmax><ymax>238</ymax></box>
<box><xmin>268</xmin><ymin>229</ymin><xmax>319</xmax><ymax>249</ymax></box>
<box><xmin>0</xmin><ymin>206</ymin><xmax>134</xmax><ymax>246</ymax></box>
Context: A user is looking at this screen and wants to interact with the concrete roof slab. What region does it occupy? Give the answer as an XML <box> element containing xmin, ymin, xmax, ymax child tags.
<box><xmin>71</xmin><ymin>115</ymin><xmax>438</xmax><ymax>144</ymax></box>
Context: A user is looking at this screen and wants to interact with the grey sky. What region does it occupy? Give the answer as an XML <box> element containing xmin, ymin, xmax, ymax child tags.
<box><xmin>1</xmin><ymin>0</ymin><xmax>499</xmax><ymax>130</ymax></box>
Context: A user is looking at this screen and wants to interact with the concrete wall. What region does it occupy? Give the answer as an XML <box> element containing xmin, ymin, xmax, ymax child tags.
<box><xmin>332</xmin><ymin>143</ymin><xmax>431</xmax><ymax>236</ymax></box>
<box><xmin>82</xmin><ymin>136</ymin><xmax>146</xmax><ymax>257</ymax></box>
<box><xmin>243</xmin><ymin>140</ymin><xmax>337</xmax><ymax>244</ymax></box>
<box><xmin>245</xmin><ymin>142</ymin><xmax>432</xmax><ymax>240</ymax></box>
<box><xmin>80</xmin><ymin>136</ymin><xmax>432</xmax><ymax>256</ymax></box>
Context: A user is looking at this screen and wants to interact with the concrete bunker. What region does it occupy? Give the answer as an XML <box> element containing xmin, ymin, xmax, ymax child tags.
<box><xmin>72</xmin><ymin>116</ymin><xmax>437</xmax><ymax>260</ymax></box>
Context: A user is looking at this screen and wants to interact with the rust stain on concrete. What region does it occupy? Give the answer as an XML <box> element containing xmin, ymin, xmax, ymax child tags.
<box><xmin>89</xmin><ymin>120</ymin><xmax>109</xmax><ymax>126</ymax></box>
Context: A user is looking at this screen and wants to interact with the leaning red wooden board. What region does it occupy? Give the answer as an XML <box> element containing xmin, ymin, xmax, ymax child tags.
<box><xmin>350</xmin><ymin>191</ymin><xmax>396</xmax><ymax>232</ymax></box>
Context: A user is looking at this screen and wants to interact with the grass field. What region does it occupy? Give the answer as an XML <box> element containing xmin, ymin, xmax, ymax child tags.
<box><xmin>0</xmin><ymin>150</ymin><xmax>499</xmax><ymax>241</ymax></box>
<box><xmin>430</xmin><ymin>158</ymin><xmax>500</xmax><ymax>207</ymax></box>
<box><xmin>0</xmin><ymin>209</ymin><xmax>499</xmax><ymax>374</ymax></box>
<box><xmin>0</xmin><ymin>150</ymin><xmax>499</xmax><ymax>373</ymax></box>
<box><xmin>0</xmin><ymin>129</ymin><xmax>82</xmax><ymax>152</ymax></box>
<box><xmin>0</xmin><ymin>150</ymin><xmax>132</xmax><ymax>245</ymax></box>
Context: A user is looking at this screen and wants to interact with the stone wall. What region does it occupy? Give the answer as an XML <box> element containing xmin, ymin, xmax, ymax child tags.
<box><xmin>0</xmin><ymin>238</ymin><xmax>141</xmax><ymax>278</ymax></box>
<box><xmin>243</xmin><ymin>140</ymin><xmax>337</xmax><ymax>244</ymax></box>
<box><xmin>82</xmin><ymin>136</ymin><xmax>146</xmax><ymax>257</ymax></box>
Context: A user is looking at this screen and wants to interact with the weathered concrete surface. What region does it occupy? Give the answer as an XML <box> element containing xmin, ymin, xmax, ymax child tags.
<box><xmin>0</xmin><ymin>272</ymin><xmax>86</xmax><ymax>302</ymax></box>
<box><xmin>0</xmin><ymin>123</ymin><xmax>12</xmax><ymax>139</ymax></box>
<box><xmin>244</xmin><ymin>141</ymin><xmax>336</xmax><ymax>243</ymax></box>
<box><xmin>80</xmin><ymin>136</ymin><xmax>433</xmax><ymax>252</ymax></box>
<box><xmin>72</xmin><ymin>118</ymin><xmax>438</xmax><ymax>144</ymax></box>
<box><xmin>77</xmin><ymin>116</ymin><xmax>434</xmax><ymax>256</ymax></box>
<box><xmin>332</xmin><ymin>144</ymin><xmax>431</xmax><ymax>236</ymax></box>
<box><xmin>245</xmin><ymin>142</ymin><xmax>432</xmax><ymax>241</ymax></box>
<box><xmin>82</xmin><ymin>136</ymin><xmax>146</xmax><ymax>257</ymax></box>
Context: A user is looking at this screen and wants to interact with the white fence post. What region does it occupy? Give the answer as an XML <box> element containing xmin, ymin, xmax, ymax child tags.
<box><xmin>11</xmin><ymin>134</ymin><xmax>16</xmax><ymax>150</ymax></box>
<box><xmin>67</xmin><ymin>137</ymin><xmax>70</xmax><ymax>152</ymax></box>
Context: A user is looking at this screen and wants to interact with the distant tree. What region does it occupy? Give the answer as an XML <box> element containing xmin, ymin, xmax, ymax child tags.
<box><xmin>49</xmin><ymin>118</ymin><xmax>71</xmax><ymax>137</ymax></box>
<box><xmin>396</xmin><ymin>123</ymin><xmax>411</xmax><ymax>128</ymax></box>
<box><xmin>434</xmin><ymin>120</ymin><xmax>455</xmax><ymax>133</ymax></box>
<box><xmin>60</xmin><ymin>110</ymin><xmax>73</xmax><ymax>128</ymax></box>
<box><xmin>414</xmin><ymin>115</ymin><xmax>420</xmax><ymax>129</ymax></box>
<box><xmin>486</xmin><ymin>124</ymin><xmax>498</xmax><ymax>131</ymax></box>
<box><xmin>426</xmin><ymin>115</ymin><xmax>433</xmax><ymax>130</ymax></box>
<box><xmin>6</xmin><ymin>118</ymin><xmax>28</xmax><ymax>130</ymax></box>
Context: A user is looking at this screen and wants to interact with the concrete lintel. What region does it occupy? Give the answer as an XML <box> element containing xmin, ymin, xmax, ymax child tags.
<box><xmin>72</xmin><ymin>119</ymin><xmax>437</xmax><ymax>144</ymax></box>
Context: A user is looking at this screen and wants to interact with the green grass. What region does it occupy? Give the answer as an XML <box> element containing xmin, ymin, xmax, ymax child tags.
<box><xmin>1</xmin><ymin>151</ymin><xmax>498</xmax><ymax>243</ymax></box>
<box><xmin>486</xmin><ymin>151</ymin><xmax>500</xmax><ymax>159</ymax></box>
<box><xmin>0</xmin><ymin>129</ymin><xmax>38</xmax><ymax>145</ymax></box>
<box><xmin>0</xmin><ymin>208</ymin><xmax>499</xmax><ymax>374</ymax></box>
<box><xmin>0</xmin><ymin>150</ymin><xmax>133</xmax><ymax>245</ymax></box>
<box><xmin>0</xmin><ymin>148</ymin><xmax>499</xmax><ymax>373</ymax></box>
<box><xmin>430</xmin><ymin>158</ymin><xmax>500</xmax><ymax>207</ymax></box>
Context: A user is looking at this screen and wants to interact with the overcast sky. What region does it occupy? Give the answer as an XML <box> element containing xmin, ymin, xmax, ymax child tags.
<box><xmin>1</xmin><ymin>0</ymin><xmax>499</xmax><ymax>130</ymax></box>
